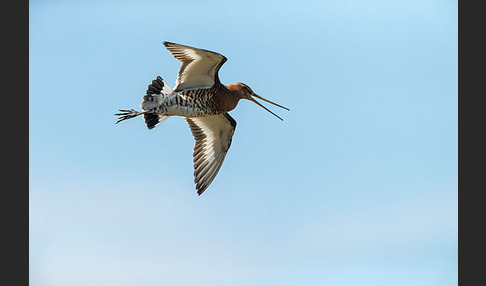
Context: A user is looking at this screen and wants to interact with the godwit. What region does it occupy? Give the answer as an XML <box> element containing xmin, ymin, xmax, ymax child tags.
<box><xmin>116</xmin><ymin>42</ymin><xmax>289</xmax><ymax>195</ymax></box>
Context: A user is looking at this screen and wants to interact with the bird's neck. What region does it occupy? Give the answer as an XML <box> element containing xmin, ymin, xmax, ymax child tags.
<box><xmin>220</xmin><ymin>84</ymin><xmax>243</xmax><ymax>112</ymax></box>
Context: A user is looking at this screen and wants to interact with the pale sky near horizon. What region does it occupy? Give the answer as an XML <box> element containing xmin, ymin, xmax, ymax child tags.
<box><xmin>30</xmin><ymin>0</ymin><xmax>457</xmax><ymax>285</ymax></box>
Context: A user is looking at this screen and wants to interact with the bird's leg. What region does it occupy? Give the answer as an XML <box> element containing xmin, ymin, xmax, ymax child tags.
<box><xmin>115</xmin><ymin>109</ymin><xmax>143</xmax><ymax>124</ymax></box>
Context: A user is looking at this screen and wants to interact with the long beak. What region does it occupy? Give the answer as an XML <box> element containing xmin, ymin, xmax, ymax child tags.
<box><xmin>249</xmin><ymin>93</ymin><xmax>289</xmax><ymax>121</ymax></box>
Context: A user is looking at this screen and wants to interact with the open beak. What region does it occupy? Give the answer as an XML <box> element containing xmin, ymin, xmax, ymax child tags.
<box><xmin>248</xmin><ymin>93</ymin><xmax>290</xmax><ymax>121</ymax></box>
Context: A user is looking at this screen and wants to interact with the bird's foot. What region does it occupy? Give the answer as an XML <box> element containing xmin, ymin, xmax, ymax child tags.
<box><xmin>115</xmin><ymin>109</ymin><xmax>142</xmax><ymax>124</ymax></box>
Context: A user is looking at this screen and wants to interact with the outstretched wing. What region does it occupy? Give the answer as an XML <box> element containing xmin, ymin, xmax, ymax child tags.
<box><xmin>164</xmin><ymin>41</ymin><xmax>227</xmax><ymax>93</ymax></box>
<box><xmin>185</xmin><ymin>113</ymin><xmax>237</xmax><ymax>195</ymax></box>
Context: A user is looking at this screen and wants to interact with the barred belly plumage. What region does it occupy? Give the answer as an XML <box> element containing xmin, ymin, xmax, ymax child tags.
<box><xmin>153</xmin><ymin>91</ymin><xmax>220</xmax><ymax>117</ymax></box>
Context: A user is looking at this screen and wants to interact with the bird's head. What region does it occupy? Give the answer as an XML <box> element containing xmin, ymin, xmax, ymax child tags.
<box><xmin>235</xmin><ymin>82</ymin><xmax>289</xmax><ymax>121</ymax></box>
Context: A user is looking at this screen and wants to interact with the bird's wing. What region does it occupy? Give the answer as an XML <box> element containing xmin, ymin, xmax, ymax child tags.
<box><xmin>164</xmin><ymin>41</ymin><xmax>227</xmax><ymax>93</ymax></box>
<box><xmin>185</xmin><ymin>113</ymin><xmax>237</xmax><ymax>195</ymax></box>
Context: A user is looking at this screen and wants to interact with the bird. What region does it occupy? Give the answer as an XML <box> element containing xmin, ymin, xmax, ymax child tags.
<box><xmin>115</xmin><ymin>41</ymin><xmax>289</xmax><ymax>195</ymax></box>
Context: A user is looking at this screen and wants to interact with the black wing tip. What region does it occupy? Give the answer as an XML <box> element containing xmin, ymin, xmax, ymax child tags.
<box><xmin>196</xmin><ymin>187</ymin><xmax>207</xmax><ymax>196</ymax></box>
<box><xmin>195</xmin><ymin>179</ymin><xmax>212</xmax><ymax>196</ymax></box>
<box><xmin>163</xmin><ymin>41</ymin><xmax>176</xmax><ymax>47</ymax></box>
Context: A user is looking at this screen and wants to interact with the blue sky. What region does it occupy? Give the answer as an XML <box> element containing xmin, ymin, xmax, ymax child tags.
<box><xmin>30</xmin><ymin>0</ymin><xmax>457</xmax><ymax>285</ymax></box>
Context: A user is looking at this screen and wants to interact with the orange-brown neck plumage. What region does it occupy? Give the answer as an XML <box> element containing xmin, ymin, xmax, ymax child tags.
<box><xmin>219</xmin><ymin>83</ymin><xmax>246</xmax><ymax>112</ymax></box>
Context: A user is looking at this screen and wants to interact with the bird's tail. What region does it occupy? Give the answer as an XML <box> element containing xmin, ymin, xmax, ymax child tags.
<box><xmin>143</xmin><ymin>113</ymin><xmax>169</xmax><ymax>130</ymax></box>
<box><xmin>139</xmin><ymin>76</ymin><xmax>173</xmax><ymax>130</ymax></box>
<box><xmin>115</xmin><ymin>76</ymin><xmax>174</xmax><ymax>129</ymax></box>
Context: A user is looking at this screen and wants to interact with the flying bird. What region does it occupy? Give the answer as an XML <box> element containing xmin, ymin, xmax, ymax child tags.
<box><xmin>116</xmin><ymin>42</ymin><xmax>289</xmax><ymax>195</ymax></box>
